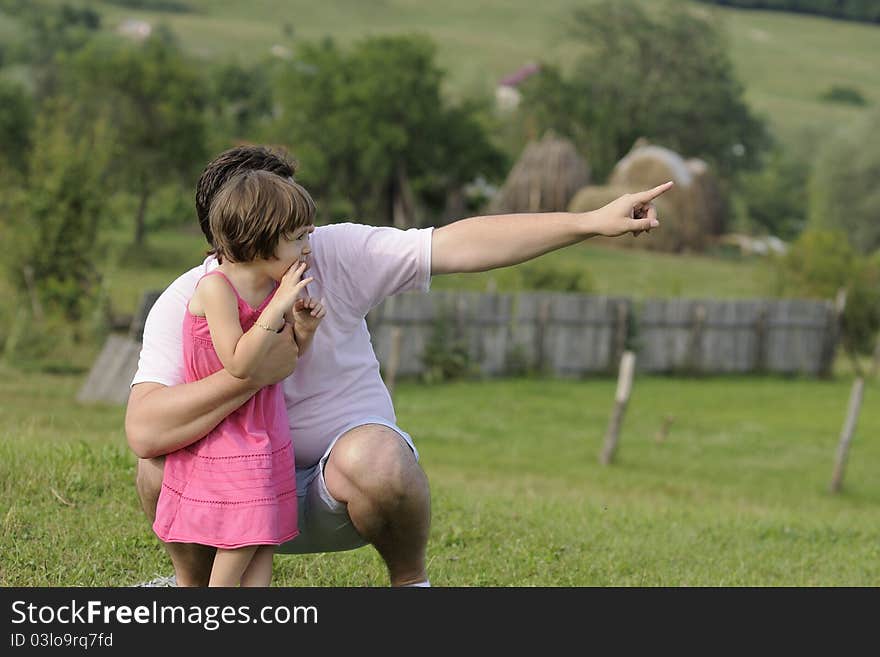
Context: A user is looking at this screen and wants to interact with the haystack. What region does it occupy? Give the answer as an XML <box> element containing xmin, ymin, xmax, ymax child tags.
<box><xmin>490</xmin><ymin>132</ymin><xmax>590</xmax><ymax>214</ymax></box>
<box><xmin>568</xmin><ymin>185</ymin><xmax>633</xmax><ymax>215</ymax></box>
<box><xmin>570</xmin><ymin>140</ymin><xmax>726</xmax><ymax>253</ymax></box>
<box><xmin>686</xmin><ymin>157</ymin><xmax>728</xmax><ymax>237</ymax></box>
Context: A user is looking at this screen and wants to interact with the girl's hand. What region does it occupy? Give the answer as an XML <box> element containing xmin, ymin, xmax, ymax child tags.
<box><xmin>293</xmin><ymin>297</ymin><xmax>326</xmax><ymax>335</ymax></box>
<box><xmin>270</xmin><ymin>261</ymin><xmax>313</xmax><ymax>315</ymax></box>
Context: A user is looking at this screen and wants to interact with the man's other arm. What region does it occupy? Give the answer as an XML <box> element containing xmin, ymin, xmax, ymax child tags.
<box><xmin>430</xmin><ymin>182</ymin><xmax>671</xmax><ymax>275</ymax></box>
<box><xmin>124</xmin><ymin>325</ymin><xmax>299</xmax><ymax>459</ymax></box>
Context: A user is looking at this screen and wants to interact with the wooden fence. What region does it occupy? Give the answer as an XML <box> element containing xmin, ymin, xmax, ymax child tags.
<box><xmin>367</xmin><ymin>291</ymin><xmax>839</xmax><ymax>378</ymax></box>
<box><xmin>637</xmin><ymin>298</ymin><xmax>839</xmax><ymax>376</ymax></box>
<box><xmin>78</xmin><ymin>289</ymin><xmax>839</xmax><ymax>405</ymax></box>
<box><xmin>368</xmin><ymin>291</ymin><xmax>633</xmax><ymax>378</ymax></box>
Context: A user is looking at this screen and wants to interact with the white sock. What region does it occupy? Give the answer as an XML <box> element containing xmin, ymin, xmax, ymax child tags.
<box><xmin>405</xmin><ymin>580</ymin><xmax>431</xmax><ymax>587</ymax></box>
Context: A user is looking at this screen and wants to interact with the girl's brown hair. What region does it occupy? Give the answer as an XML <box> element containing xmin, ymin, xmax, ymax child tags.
<box><xmin>208</xmin><ymin>170</ymin><xmax>316</xmax><ymax>263</ymax></box>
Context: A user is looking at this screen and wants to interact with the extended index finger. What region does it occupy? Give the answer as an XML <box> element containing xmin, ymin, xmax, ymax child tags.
<box><xmin>635</xmin><ymin>180</ymin><xmax>674</xmax><ymax>203</ymax></box>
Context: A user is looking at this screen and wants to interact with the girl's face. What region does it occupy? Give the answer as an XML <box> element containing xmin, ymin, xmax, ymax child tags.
<box><xmin>268</xmin><ymin>224</ymin><xmax>314</xmax><ymax>280</ymax></box>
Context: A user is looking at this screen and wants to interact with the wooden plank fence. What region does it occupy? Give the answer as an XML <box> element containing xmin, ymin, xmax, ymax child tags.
<box><xmin>76</xmin><ymin>290</ymin><xmax>161</xmax><ymax>405</ymax></box>
<box><xmin>368</xmin><ymin>291</ymin><xmax>838</xmax><ymax>379</ymax></box>
<box><xmin>367</xmin><ymin>291</ymin><xmax>632</xmax><ymax>378</ymax></box>
<box><xmin>637</xmin><ymin>298</ymin><xmax>838</xmax><ymax>376</ymax></box>
<box><xmin>78</xmin><ymin>289</ymin><xmax>840</xmax><ymax>404</ymax></box>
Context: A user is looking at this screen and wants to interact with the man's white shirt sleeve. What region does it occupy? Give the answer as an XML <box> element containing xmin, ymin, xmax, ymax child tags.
<box><xmin>130</xmin><ymin>266</ymin><xmax>204</xmax><ymax>388</ymax></box>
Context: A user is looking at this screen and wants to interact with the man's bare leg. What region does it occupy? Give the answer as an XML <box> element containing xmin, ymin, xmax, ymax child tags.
<box><xmin>240</xmin><ymin>546</ymin><xmax>275</xmax><ymax>587</ymax></box>
<box><xmin>136</xmin><ymin>457</ymin><xmax>215</xmax><ymax>586</ymax></box>
<box><xmin>322</xmin><ymin>425</ymin><xmax>431</xmax><ymax>586</ymax></box>
<box><xmin>210</xmin><ymin>547</ymin><xmax>258</xmax><ymax>587</ymax></box>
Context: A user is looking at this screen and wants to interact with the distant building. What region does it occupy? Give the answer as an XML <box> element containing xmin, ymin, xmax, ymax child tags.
<box><xmin>719</xmin><ymin>233</ymin><xmax>788</xmax><ymax>256</ymax></box>
<box><xmin>495</xmin><ymin>62</ymin><xmax>540</xmax><ymax>112</ymax></box>
<box><xmin>270</xmin><ymin>44</ymin><xmax>292</xmax><ymax>59</ymax></box>
<box><xmin>117</xmin><ymin>19</ymin><xmax>152</xmax><ymax>41</ymax></box>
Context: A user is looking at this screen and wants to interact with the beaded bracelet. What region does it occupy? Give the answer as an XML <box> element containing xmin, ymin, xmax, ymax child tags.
<box><xmin>254</xmin><ymin>319</ymin><xmax>284</xmax><ymax>333</ymax></box>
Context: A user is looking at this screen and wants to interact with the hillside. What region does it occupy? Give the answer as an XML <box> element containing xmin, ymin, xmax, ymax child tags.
<box><xmin>35</xmin><ymin>0</ymin><xmax>880</xmax><ymax>150</ymax></box>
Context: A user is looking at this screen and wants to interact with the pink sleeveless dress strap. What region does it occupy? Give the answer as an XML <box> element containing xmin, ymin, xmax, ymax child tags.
<box><xmin>152</xmin><ymin>270</ymin><xmax>298</xmax><ymax>549</ymax></box>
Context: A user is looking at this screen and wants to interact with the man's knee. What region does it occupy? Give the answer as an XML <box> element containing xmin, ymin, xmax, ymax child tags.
<box><xmin>325</xmin><ymin>426</ymin><xmax>426</xmax><ymax>506</ymax></box>
<box><xmin>135</xmin><ymin>456</ymin><xmax>165</xmax><ymax>522</ymax></box>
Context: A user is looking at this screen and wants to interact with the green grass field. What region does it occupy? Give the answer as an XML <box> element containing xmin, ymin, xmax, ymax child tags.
<box><xmin>2</xmin><ymin>0</ymin><xmax>877</xmax><ymax>588</ymax></box>
<box><xmin>44</xmin><ymin>0</ymin><xmax>880</xmax><ymax>150</ymax></box>
<box><xmin>1</xmin><ymin>365</ymin><xmax>877</xmax><ymax>586</ymax></box>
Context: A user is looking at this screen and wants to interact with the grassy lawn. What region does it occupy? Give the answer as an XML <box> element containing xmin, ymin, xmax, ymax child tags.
<box><xmin>1</xmin><ymin>365</ymin><xmax>877</xmax><ymax>586</ymax></box>
<box><xmin>2</xmin><ymin>0</ymin><xmax>876</xmax><ymax>588</ymax></box>
<box><xmin>431</xmin><ymin>240</ymin><xmax>776</xmax><ymax>300</ymax></box>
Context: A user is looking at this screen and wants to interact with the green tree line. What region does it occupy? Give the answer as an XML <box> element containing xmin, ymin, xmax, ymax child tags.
<box><xmin>0</xmin><ymin>0</ymin><xmax>877</xmax><ymax>368</ymax></box>
<box><xmin>695</xmin><ymin>0</ymin><xmax>880</xmax><ymax>23</ymax></box>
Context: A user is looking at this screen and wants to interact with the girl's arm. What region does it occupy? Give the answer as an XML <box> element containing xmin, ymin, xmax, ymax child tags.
<box><xmin>294</xmin><ymin>327</ymin><xmax>316</xmax><ymax>355</ymax></box>
<box><xmin>199</xmin><ymin>276</ymin><xmax>290</xmax><ymax>380</ymax></box>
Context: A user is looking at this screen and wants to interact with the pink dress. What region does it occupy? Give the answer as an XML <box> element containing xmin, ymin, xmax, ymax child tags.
<box><xmin>152</xmin><ymin>271</ymin><xmax>298</xmax><ymax>549</ymax></box>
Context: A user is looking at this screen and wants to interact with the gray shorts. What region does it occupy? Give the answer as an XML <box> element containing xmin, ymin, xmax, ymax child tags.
<box><xmin>275</xmin><ymin>418</ymin><xmax>418</xmax><ymax>555</ymax></box>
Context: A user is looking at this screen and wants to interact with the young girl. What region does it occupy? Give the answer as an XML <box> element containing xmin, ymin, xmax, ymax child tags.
<box><xmin>152</xmin><ymin>170</ymin><xmax>325</xmax><ymax>587</ymax></box>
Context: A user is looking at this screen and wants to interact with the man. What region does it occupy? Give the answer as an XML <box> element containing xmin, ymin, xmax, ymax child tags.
<box><xmin>126</xmin><ymin>145</ymin><xmax>671</xmax><ymax>587</ymax></box>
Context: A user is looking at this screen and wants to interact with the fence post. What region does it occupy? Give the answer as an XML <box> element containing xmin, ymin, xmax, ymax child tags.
<box><xmin>600</xmin><ymin>350</ymin><xmax>636</xmax><ymax>465</ymax></box>
<box><xmin>819</xmin><ymin>290</ymin><xmax>847</xmax><ymax>378</ymax></box>
<box><xmin>830</xmin><ymin>376</ymin><xmax>865</xmax><ymax>493</ymax></box>
<box><xmin>754</xmin><ymin>304</ymin><xmax>768</xmax><ymax>374</ymax></box>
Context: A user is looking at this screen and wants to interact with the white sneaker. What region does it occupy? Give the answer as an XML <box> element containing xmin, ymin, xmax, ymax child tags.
<box><xmin>134</xmin><ymin>574</ymin><xmax>177</xmax><ymax>587</ymax></box>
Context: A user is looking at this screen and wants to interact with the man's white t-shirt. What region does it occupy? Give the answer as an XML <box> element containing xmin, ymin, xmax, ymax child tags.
<box><xmin>131</xmin><ymin>222</ymin><xmax>433</xmax><ymax>468</ymax></box>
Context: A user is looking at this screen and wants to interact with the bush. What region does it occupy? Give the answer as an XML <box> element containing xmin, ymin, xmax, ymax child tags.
<box><xmin>737</xmin><ymin>146</ymin><xmax>809</xmax><ymax>240</ymax></box>
<box><xmin>775</xmin><ymin>230</ymin><xmax>880</xmax><ymax>355</ymax></box>
<box><xmin>808</xmin><ymin>111</ymin><xmax>880</xmax><ymax>254</ymax></box>
<box><xmin>516</xmin><ymin>261</ymin><xmax>595</xmax><ymax>293</ymax></box>
<box><xmin>819</xmin><ymin>85</ymin><xmax>868</xmax><ymax>106</ymax></box>
<box><xmin>420</xmin><ymin>310</ymin><xmax>474</xmax><ymax>383</ymax></box>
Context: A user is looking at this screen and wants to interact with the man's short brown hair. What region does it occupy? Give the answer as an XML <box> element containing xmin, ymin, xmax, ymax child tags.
<box><xmin>208</xmin><ymin>170</ymin><xmax>316</xmax><ymax>264</ymax></box>
<box><xmin>196</xmin><ymin>145</ymin><xmax>298</xmax><ymax>246</ymax></box>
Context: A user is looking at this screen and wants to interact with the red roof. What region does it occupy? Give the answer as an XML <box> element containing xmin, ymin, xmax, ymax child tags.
<box><xmin>498</xmin><ymin>62</ymin><xmax>541</xmax><ymax>87</ymax></box>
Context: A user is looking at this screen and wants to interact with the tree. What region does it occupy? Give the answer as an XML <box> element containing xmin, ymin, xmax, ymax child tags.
<box><xmin>0</xmin><ymin>0</ymin><xmax>101</xmax><ymax>100</ymax></box>
<box><xmin>694</xmin><ymin>1</ymin><xmax>880</xmax><ymax>23</ymax></box>
<box><xmin>519</xmin><ymin>0</ymin><xmax>768</xmax><ymax>180</ymax></box>
<box><xmin>808</xmin><ymin>110</ymin><xmax>880</xmax><ymax>255</ymax></box>
<box><xmin>775</xmin><ymin>230</ymin><xmax>880</xmax><ymax>356</ymax></box>
<box><xmin>271</xmin><ymin>35</ymin><xmax>505</xmax><ymax>227</ymax></box>
<box><xmin>3</xmin><ymin>100</ymin><xmax>110</xmax><ymax>323</ymax></box>
<box><xmin>65</xmin><ymin>28</ymin><xmax>208</xmax><ymax>246</ymax></box>
<box><xmin>0</xmin><ymin>80</ymin><xmax>34</xmax><ymax>172</ymax></box>
<box><xmin>738</xmin><ymin>145</ymin><xmax>809</xmax><ymax>240</ymax></box>
<box><xmin>206</xmin><ymin>58</ymin><xmax>274</xmax><ymax>146</ymax></box>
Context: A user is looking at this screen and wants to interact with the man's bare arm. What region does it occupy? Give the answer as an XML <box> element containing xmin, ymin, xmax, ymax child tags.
<box><xmin>125</xmin><ymin>374</ymin><xmax>257</xmax><ymax>459</ymax></box>
<box><xmin>125</xmin><ymin>324</ymin><xmax>299</xmax><ymax>459</ymax></box>
<box><xmin>431</xmin><ymin>182</ymin><xmax>672</xmax><ymax>275</ymax></box>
